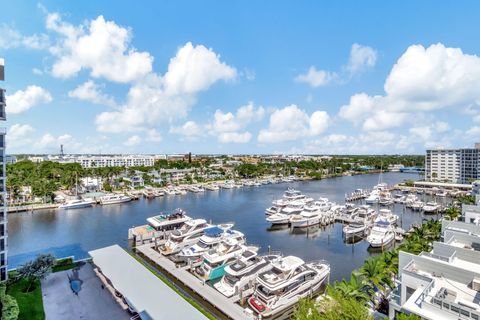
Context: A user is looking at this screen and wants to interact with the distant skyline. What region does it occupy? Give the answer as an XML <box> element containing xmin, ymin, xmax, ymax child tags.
<box><xmin>1</xmin><ymin>1</ymin><xmax>480</xmax><ymax>155</ymax></box>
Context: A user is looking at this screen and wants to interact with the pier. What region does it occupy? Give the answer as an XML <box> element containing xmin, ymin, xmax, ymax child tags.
<box><xmin>135</xmin><ymin>243</ymin><xmax>251</xmax><ymax>320</ymax></box>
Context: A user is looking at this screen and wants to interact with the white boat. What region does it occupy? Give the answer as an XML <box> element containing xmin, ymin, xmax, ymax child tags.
<box><xmin>248</xmin><ymin>256</ymin><xmax>330</xmax><ymax>318</ymax></box>
<box><xmin>266</xmin><ymin>213</ymin><xmax>290</xmax><ymax>225</ymax></box>
<box><xmin>343</xmin><ymin>222</ymin><xmax>368</xmax><ymax>238</ymax></box>
<box><xmin>375</xmin><ymin>209</ymin><xmax>398</xmax><ymax>226</ymax></box>
<box><xmin>410</xmin><ymin>201</ymin><xmax>424</xmax><ymax>211</ymax></box>
<box><xmin>59</xmin><ymin>198</ymin><xmax>94</xmax><ymax>210</ymax></box>
<box><xmin>289</xmin><ymin>204</ymin><xmax>322</xmax><ymax>228</ymax></box>
<box><xmin>365</xmin><ymin>190</ymin><xmax>380</xmax><ymax>204</ymax></box>
<box><xmin>422</xmin><ymin>202</ymin><xmax>439</xmax><ymax>214</ymax></box>
<box><xmin>281</xmin><ymin>200</ymin><xmax>306</xmax><ymax>215</ymax></box>
<box><xmin>214</xmin><ymin>252</ymin><xmax>281</xmax><ymax>297</ymax></box>
<box><xmin>272</xmin><ymin>188</ymin><xmax>307</xmax><ymax>206</ymax></box>
<box><xmin>100</xmin><ymin>194</ymin><xmax>132</xmax><ymax>205</ymax></box>
<box><xmin>378</xmin><ymin>192</ymin><xmax>394</xmax><ymax>206</ymax></box>
<box><xmin>205</xmin><ymin>184</ymin><xmax>220</xmax><ymax>191</ymax></box>
<box><xmin>146</xmin><ymin>209</ymin><xmax>191</xmax><ymax>232</ymax></box>
<box><xmin>195</xmin><ymin>241</ymin><xmax>257</xmax><ymax>281</ymax></box>
<box><xmin>177</xmin><ymin>225</ymin><xmax>244</xmax><ymax>262</ymax></box>
<box><xmin>221</xmin><ymin>182</ymin><xmax>235</xmax><ymax>189</ymax></box>
<box><xmin>164</xmin><ymin>188</ymin><xmax>176</xmax><ymax>196</ymax></box>
<box><xmin>160</xmin><ymin>219</ymin><xmax>210</xmax><ymax>255</ymax></box>
<box><xmin>265</xmin><ymin>205</ymin><xmax>283</xmax><ymax>216</ymax></box>
<box><xmin>366</xmin><ymin>220</ymin><xmax>395</xmax><ymax>248</ymax></box>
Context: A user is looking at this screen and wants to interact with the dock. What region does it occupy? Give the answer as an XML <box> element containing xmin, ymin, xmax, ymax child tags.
<box><xmin>135</xmin><ymin>243</ymin><xmax>251</xmax><ymax>320</ymax></box>
<box><xmin>7</xmin><ymin>203</ymin><xmax>59</xmax><ymax>213</ymax></box>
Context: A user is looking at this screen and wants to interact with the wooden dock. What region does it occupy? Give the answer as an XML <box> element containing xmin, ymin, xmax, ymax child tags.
<box><xmin>135</xmin><ymin>244</ymin><xmax>251</xmax><ymax>320</ymax></box>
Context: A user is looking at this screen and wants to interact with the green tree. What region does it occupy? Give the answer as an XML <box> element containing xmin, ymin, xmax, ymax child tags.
<box><xmin>16</xmin><ymin>254</ymin><xmax>56</xmax><ymax>292</ymax></box>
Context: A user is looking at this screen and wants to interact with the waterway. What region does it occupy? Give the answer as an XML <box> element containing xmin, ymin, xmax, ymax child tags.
<box><xmin>9</xmin><ymin>172</ymin><xmax>443</xmax><ymax>282</ymax></box>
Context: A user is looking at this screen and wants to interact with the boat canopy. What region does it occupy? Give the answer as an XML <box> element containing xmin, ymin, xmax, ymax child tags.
<box><xmin>204</xmin><ymin>226</ymin><xmax>224</xmax><ymax>237</ymax></box>
<box><xmin>376</xmin><ymin>220</ymin><xmax>390</xmax><ymax>226</ymax></box>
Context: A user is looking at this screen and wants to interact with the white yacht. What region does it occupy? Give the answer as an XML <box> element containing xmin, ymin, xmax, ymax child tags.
<box><xmin>99</xmin><ymin>194</ymin><xmax>132</xmax><ymax>205</ymax></box>
<box><xmin>177</xmin><ymin>225</ymin><xmax>244</xmax><ymax>262</ymax></box>
<box><xmin>266</xmin><ymin>212</ymin><xmax>290</xmax><ymax>225</ymax></box>
<box><xmin>410</xmin><ymin>200</ymin><xmax>424</xmax><ymax>211</ymax></box>
<box><xmin>164</xmin><ymin>188</ymin><xmax>177</xmax><ymax>196</ymax></box>
<box><xmin>214</xmin><ymin>253</ymin><xmax>281</xmax><ymax>298</ymax></box>
<box><xmin>205</xmin><ymin>184</ymin><xmax>220</xmax><ymax>191</ymax></box>
<box><xmin>343</xmin><ymin>222</ymin><xmax>368</xmax><ymax>238</ymax></box>
<box><xmin>59</xmin><ymin>198</ymin><xmax>95</xmax><ymax>210</ymax></box>
<box><xmin>366</xmin><ymin>220</ymin><xmax>395</xmax><ymax>248</ymax></box>
<box><xmin>365</xmin><ymin>189</ymin><xmax>380</xmax><ymax>204</ymax></box>
<box><xmin>422</xmin><ymin>202</ymin><xmax>440</xmax><ymax>214</ymax></box>
<box><xmin>281</xmin><ymin>200</ymin><xmax>306</xmax><ymax>215</ymax></box>
<box><xmin>265</xmin><ymin>205</ymin><xmax>283</xmax><ymax>216</ymax></box>
<box><xmin>146</xmin><ymin>209</ymin><xmax>191</xmax><ymax>232</ymax></box>
<box><xmin>195</xmin><ymin>241</ymin><xmax>257</xmax><ymax>281</ymax></box>
<box><xmin>248</xmin><ymin>256</ymin><xmax>330</xmax><ymax>318</ymax></box>
<box><xmin>378</xmin><ymin>192</ymin><xmax>394</xmax><ymax>206</ymax></box>
<box><xmin>289</xmin><ymin>204</ymin><xmax>322</xmax><ymax>228</ymax></box>
<box><xmin>375</xmin><ymin>208</ymin><xmax>399</xmax><ymax>226</ymax></box>
<box><xmin>160</xmin><ymin>218</ymin><xmax>210</xmax><ymax>255</ymax></box>
<box><xmin>221</xmin><ymin>181</ymin><xmax>235</xmax><ymax>189</ymax></box>
<box><xmin>272</xmin><ymin>188</ymin><xmax>306</xmax><ymax>207</ymax></box>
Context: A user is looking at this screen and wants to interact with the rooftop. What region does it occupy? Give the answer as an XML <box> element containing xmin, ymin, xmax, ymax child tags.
<box><xmin>89</xmin><ymin>245</ymin><xmax>208</xmax><ymax>320</ymax></box>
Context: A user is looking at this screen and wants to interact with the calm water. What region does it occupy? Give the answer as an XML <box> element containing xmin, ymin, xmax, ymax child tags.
<box><xmin>8</xmin><ymin>172</ymin><xmax>442</xmax><ymax>281</ymax></box>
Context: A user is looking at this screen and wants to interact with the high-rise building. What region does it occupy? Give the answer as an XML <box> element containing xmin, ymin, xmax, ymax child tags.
<box><xmin>425</xmin><ymin>144</ymin><xmax>480</xmax><ymax>184</ymax></box>
<box><xmin>0</xmin><ymin>58</ymin><xmax>7</xmax><ymax>281</ymax></box>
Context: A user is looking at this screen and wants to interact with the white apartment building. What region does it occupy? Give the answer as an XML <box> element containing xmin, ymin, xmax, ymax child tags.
<box><xmin>389</xmin><ymin>220</ymin><xmax>480</xmax><ymax>320</ymax></box>
<box><xmin>425</xmin><ymin>144</ymin><xmax>480</xmax><ymax>184</ymax></box>
<box><xmin>73</xmin><ymin>155</ymin><xmax>155</xmax><ymax>168</ymax></box>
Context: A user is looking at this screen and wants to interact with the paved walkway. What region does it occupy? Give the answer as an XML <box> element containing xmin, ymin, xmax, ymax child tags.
<box><xmin>42</xmin><ymin>263</ymin><xmax>130</xmax><ymax>320</ymax></box>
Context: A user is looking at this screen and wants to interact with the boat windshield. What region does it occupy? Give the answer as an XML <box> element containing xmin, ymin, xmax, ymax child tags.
<box><xmin>225</xmin><ymin>274</ymin><xmax>240</xmax><ymax>286</ymax></box>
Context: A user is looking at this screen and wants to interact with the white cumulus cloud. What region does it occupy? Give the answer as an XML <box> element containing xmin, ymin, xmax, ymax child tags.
<box><xmin>346</xmin><ymin>43</ymin><xmax>377</xmax><ymax>76</ymax></box>
<box><xmin>68</xmin><ymin>80</ymin><xmax>116</xmax><ymax>107</ymax></box>
<box><xmin>7</xmin><ymin>85</ymin><xmax>53</xmax><ymax>114</ymax></box>
<box><xmin>124</xmin><ymin>135</ymin><xmax>141</xmax><ymax>146</ymax></box>
<box><xmin>0</xmin><ymin>24</ymin><xmax>49</xmax><ymax>50</ymax></box>
<box><xmin>46</xmin><ymin>13</ymin><xmax>153</xmax><ymax>83</ymax></box>
<box><xmin>295</xmin><ymin>66</ymin><xmax>336</xmax><ymax>87</ymax></box>
<box><xmin>258</xmin><ymin>105</ymin><xmax>330</xmax><ymax>143</ymax></box>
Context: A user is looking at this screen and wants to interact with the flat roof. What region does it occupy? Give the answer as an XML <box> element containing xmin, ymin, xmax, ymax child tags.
<box><xmin>414</xmin><ymin>181</ymin><xmax>472</xmax><ymax>189</ymax></box>
<box><xmin>89</xmin><ymin>245</ymin><xmax>208</xmax><ymax>320</ymax></box>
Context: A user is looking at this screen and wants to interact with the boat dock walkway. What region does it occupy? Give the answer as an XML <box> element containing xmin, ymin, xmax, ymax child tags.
<box><xmin>135</xmin><ymin>244</ymin><xmax>250</xmax><ymax>320</ymax></box>
<box><xmin>7</xmin><ymin>203</ymin><xmax>59</xmax><ymax>213</ymax></box>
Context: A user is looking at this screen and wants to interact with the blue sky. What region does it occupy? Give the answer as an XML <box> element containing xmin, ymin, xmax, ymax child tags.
<box><xmin>1</xmin><ymin>1</ymin><xmax>480</xmax><ymax>155</ymax></box>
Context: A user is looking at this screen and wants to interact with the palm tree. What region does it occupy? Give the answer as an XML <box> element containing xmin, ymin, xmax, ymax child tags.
<box><xmin>329</xmin><ymin>274</ymin><xmax>371</xmax><ymax>303</ymax></box>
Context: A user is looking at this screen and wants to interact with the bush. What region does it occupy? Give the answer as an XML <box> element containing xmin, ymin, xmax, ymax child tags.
<box><xmin>0</xmin><ymin>284</ymin><xmax>19</xmax><ymax>320</ymax></box>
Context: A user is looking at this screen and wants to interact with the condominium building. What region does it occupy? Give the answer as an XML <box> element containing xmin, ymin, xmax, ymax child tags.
<box><xmin>0</xmin><ymin>59</ymin><xmax>7</xmax><ymax>281</ymax></box>
<box><xmin>69</xmin><ymin>155</ymin><xmax>155</xmax><ymax>168</ymax></box>
<box><xmin>425</xmin><ymin>144</ymin><xmax>480</xmax><ymax>184</ymax></box>
<box><xmin>389</xmin><ymin>220</ymin><xmax>480</xmax><ymax>320</ymax></box>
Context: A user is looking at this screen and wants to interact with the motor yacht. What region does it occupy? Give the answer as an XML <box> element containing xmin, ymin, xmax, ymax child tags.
<box><xmin>289</xmin><ymin>204</ymin><xmax>322</xmax><ymax>228</ymax></box>
<box><xmin>266</xmin><ymin>212</ymin><xmax>290</xmax><ymax>225</ymax></box>
<box><xmin>366</xmin><ymin>220</ymin><xmax>395</xmax><ymax>248</ymax></box>
<box><xmin>214</xmin><ymin>253</ymin><xmax>281</xmax><ymax>297</ymax></box>
<box><xmin>59</xmin><ymin>198</ymin><xmax>95</xmax><ymax>210</ymax></box>
<box><xmin>146</xmin><ymin>209</ymin><xmax>191</xmax><ymax>232</ymax></box>
<box><xmin>422</xmin><ymin>202</ymin><xmax>440</xmax><ymax>214</ymax></box>
<box><xmin>410</xmin><ymin>200</ymin><xmax>424</xmax><ymax>211</ymax></box>
<box><xmin>281</xmin><ymin>200</ymin><xmax>306</xmax><ymax>215</ymax></box>
<box><xmin>343</xmin><ymin>222</ymin><xmax>369</xmax><ymax>238</ymax></box>
<box><xmin>378</xmin><ymin>192</ymin><xmax>394</xmax><ymax>206</ymax></box>
<box><xmin>159</xmin><ymin>218</ymin><xmax>210</xmax><ymax>255</ymax></box>
<box><xmin>272</xmin><ymin>188</ymin><xmax>307</xmax><ymax>207</ymax></box>
<box><xmin>99</xmin><ymin>194</ymin><xmax>132</xmax><ymax>205</ymax></box>
<box><xmin>248</xmin><ymin>256</ymin><xmax>330</xmax><ymax>318</ymax></box>
<box><xmin>176</xmin><ymin>225</ymin><xmax>244</xmax><ymax>262</ymax></box>
<box><xmin>375</xmin><ymin>208</ymin><xmax>398</xmax><ymax>226</ymax></box>
<box><xmin>265</xmin><ymin>205</ymin><xmax>283</xmax><ymax>216</ymax></box>
<box><xmin>195</xmin><ymin>242</ymin><xmax>258</xmax><ymax>281</ymax></box>
<box><xmin>365</xmin><ymin>189</ymin><xmax>380</xmax><ymax>204</ymax></box>
<box><xmin>205</xmin><ymin>184</ymin><xmax>220</xmax><ymax>191</ymax></box>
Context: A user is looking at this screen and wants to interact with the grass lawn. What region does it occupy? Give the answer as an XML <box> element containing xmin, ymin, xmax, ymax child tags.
<box><xmin>52</xmin><ymin>257</ymin><xmax>78</xmax><ymax>273</ymax></box>
<box><xmin>6</xmin><ymin>277</ymin><xmax>45</xmax><ymax>320</ymax></box>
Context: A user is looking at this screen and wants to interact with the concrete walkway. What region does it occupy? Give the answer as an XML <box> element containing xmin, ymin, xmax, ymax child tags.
<box><xmin>42</xmin><ymin>263</ymin><xmax>130</xmax><ymax>320</ymax></box>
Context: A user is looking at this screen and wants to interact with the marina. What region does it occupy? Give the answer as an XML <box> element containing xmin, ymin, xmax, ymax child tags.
<box><xmin>9</xmin><ymin>172</ymin><xmax>447</xmax><ymax>283</ymax></box>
